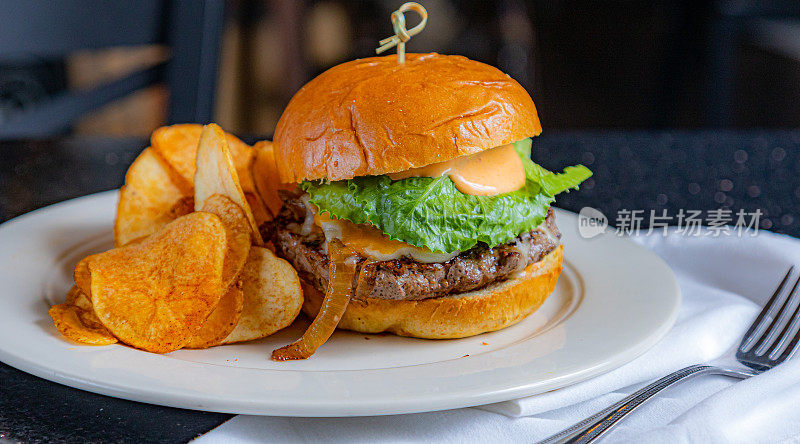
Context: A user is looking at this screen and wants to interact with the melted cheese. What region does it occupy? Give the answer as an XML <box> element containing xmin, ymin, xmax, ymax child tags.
<box><xmin>388</xmin><ymin>143</ymin><xmax>526</xmax><ymax>196</ymax></box>
<box><xmin>315</xmin><ymin>214</ymin><xmax>457</xmax><ymax>263</ymax></box>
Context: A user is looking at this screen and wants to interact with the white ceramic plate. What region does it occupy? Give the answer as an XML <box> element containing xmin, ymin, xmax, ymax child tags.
<box><xmin>0</xmin><ymin>191</ymin><xmax>679</xmax><ymax>416</ymax></box>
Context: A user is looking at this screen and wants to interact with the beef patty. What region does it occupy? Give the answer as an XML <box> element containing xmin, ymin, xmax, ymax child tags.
<box><xmin>262</xmin><ymin>193</ymin><xmax>561</xmax><ymax>301</ymax></box>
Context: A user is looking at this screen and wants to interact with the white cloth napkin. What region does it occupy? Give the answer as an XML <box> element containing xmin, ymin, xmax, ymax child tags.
<box><xmin>195</xmin><ymin>229</ymin><xmax>800</xmax><ymax>443</ymax></box>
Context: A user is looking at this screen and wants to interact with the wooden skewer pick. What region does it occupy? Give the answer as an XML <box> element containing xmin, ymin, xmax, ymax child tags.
<box><xmin>376</xmin><ymin>2</ymin><xmax>428</xmax><ymax>64</ymax></box>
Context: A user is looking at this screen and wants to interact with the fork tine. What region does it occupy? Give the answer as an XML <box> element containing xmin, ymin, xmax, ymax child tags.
<box><xmin>753</xmin><ymin>274</ymin><xmax>800</xmax><ymax>355</ymax></box>
<box><xmin>740</xmin><ymin>266</ymin><xmax>794</xmax><ymax>352</ymax></box>
<box><xmin>770</xmin><ymin>290</ymin><xmax>800</xmax><ymax>361</ymax></box>
<box><xmin>776</xmin><ymin>320</ymin><xmax>800</xmax><ymax>364</ymax></box>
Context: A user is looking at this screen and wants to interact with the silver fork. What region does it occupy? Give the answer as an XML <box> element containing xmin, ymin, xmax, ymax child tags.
<box><xmin>540</xmin><ymin>266</ymin><xmax>800</xmax><ymax>444</ymax></box>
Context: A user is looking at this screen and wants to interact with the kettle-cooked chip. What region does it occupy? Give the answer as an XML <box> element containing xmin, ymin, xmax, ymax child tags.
<box><xmin>114</xmin><ymin>148</ymin><xmax>192</xmax><ymax>247</ymax></box>
<box><xmin>201</xmin><ymin>194</ymin><xmax>251</xmax><ymax>290</ymax></box>
<box><xmin>89</xmin><ymin>212</ymin><xmax>227</xmax><ymax>353</ymax></box>
<box><xmin>184</xmin><ymin>284</ymin><xmax>244</xmax><ymax>349</ymax></box>
<box><xmin>151</xmin><ymin>124</ymin><xmax>271</xmax><ymax>227</ymax></box>
<box><xmin>252</xmin><ymin>140</ymin><xmax>291</xmax><ymax>218</ymax></box>
<box><xmin>223</xmin><ymin>247</ymin><xmax>303</xmax><ymax>344</ymax></box>
<box><xmin>73</xmin><ymin>255</ymin><xmax>95</xmax><ymax>297</ymax></box>
<box><xmin>194</xmin><ymin>124</ymin><xmax>264</xmax><ymax>245</ymax></box>
<box><xmin>151</xmin><ymin>124</ymin><xmax>253</xmax><ymax>190</ymax></box>
<box><xmin>49</xmin><ymin>302</ymin><xmax>117</xmax><ymax>346</ymax></box>
<box><xmin>64</xmin><ymin>286</ymin><xmax>109</xmax><ymax>331</ymax></box>
<box><xmin>65</xmin><ymin>285</ymin><xmax>92</xmax><ymax>311</ymax></box>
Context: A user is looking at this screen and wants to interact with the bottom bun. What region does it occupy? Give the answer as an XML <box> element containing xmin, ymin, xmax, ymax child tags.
<box><xmin>301</xmin><ymin>244</ymin><xmax>564</xmax><ymax>339</ymax></box>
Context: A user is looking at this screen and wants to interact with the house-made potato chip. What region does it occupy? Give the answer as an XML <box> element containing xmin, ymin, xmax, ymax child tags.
<box><xmin>252</xmin><ymin>140</ymin><xmax>290</xmax><ymax>218</ymax></box>
<box><xmin>194</xmin><ymin>124</ymin><xmax>263</xmax><ymax>245</ymax></box>
<box><xmin>151</xmin><ymin>124</ymin><xmax>254</xmax><ymax>192</ymax></box>
<box><xmin>89</xmin><ymin>212</ymin><xmax>227</xmax><ymax>353</ymax></box>
<box><xmin>114</xmin><ymin>148</ymin><xmax>191</xmax><ymax>246</ymax></box>
<box><xmin>49</xmin><ymin>303</ymin><xmax>117</xmax><ymax>346</ymax></box>
<box><xmin>224</xmin><ymin>247</ymin><xmax>303</xmax><ymax>344</ymax></box>
<box><xmin>200</xmin><ymin>194</ymin><xmax>251</xmax><ymax>290</ymax></box>
<box><xmin>184</xmin><ymin>284</ymin><xmax>244</xmax><ymax>349</ymax></box>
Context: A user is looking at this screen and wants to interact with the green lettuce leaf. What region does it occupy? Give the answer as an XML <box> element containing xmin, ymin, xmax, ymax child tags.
<box><xmin>513</xmin><ymin>139</ymin><xmax>592</xmax><ymax>195</ymax></box>
<box><xmin>302</xmin><ymin>138</ymin><xmax>591</xmax><ymax>253</ymax></box>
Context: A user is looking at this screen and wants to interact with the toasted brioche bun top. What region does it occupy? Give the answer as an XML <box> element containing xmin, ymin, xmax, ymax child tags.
<box><xmin>273</xmin><ymin>53</ymin><xmax>542</xmax><ymax>183</ymax></box>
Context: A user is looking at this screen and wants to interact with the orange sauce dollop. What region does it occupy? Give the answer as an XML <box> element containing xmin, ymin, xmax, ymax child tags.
<box><xmin>388</xmin><ymin>143</ymin><xmax>525</xmax><ymax>196</ymax></box>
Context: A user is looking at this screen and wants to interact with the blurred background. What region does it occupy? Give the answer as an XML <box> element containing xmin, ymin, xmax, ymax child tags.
<box><xmin>1</xmin><ymin>0</ymin><xmax>800</xmax><ymax>138</ymax></box>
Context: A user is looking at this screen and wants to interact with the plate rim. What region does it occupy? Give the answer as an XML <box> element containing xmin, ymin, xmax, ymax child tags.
<box><xmin>0</xmin><ymin>191</ymin><xmax>681</xmax><ymax>416</ymax></box>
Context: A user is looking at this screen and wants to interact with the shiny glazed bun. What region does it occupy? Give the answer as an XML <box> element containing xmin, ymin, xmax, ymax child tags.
<box><xmin>273</xmin><ymin>53</ymin><xmax>542</xmax><ymax>183</ymax></box>
<box><xmin>301</xmin><ymin>246</ymin><xmax>563</xmax><ymax>339</ymax></box>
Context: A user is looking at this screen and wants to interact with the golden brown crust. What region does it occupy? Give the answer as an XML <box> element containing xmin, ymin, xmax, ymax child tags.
<box><xmin>302</xmin><ymin>245</ymin><xmax>563</xmax><ymax>339</ymax></box>
<box><xmin>274</xmin><ymin>53</ymin><xmax>542</xmax><ymax>183</ymax></box>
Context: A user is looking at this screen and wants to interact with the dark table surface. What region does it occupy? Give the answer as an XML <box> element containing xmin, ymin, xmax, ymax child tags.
<box><xmin>1</xmin><ymin>130</ymin><xmax>799</xmax><ymax>443</ymax></box>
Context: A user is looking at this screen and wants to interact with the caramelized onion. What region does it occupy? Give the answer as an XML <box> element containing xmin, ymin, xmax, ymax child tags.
<box><xmin>271</xmin><ymin>240</ymin><xmax>356</xmax><ymax>360</ymax></box>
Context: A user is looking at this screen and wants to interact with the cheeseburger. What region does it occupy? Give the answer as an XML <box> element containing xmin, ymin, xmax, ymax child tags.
<box><xmin>267</xmin><ymin>53</ymin><xmax>591</xmax><ymax>360</ymax></box>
